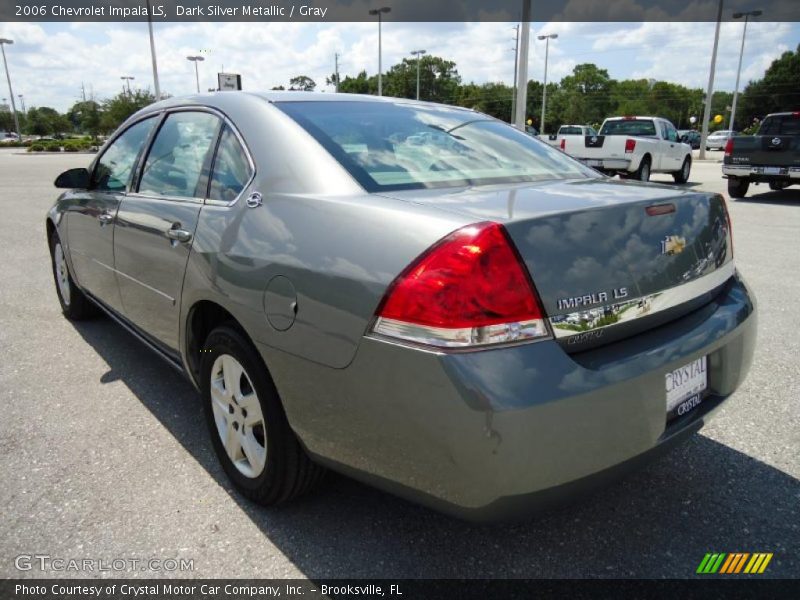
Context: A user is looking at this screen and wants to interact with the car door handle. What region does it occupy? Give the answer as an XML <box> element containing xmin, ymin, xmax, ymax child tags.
<box><xmin>98</xmin><ymin>212</ymin><xmax>114</xmax><ymax>225</ymax></box>
<box><xmin>166</xmin><ymin>227</ymin><xmax>193</xmax><ymax>243</ymax></box>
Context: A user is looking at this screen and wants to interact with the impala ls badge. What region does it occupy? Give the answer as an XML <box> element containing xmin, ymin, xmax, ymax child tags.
<box><xmin>557</xmin><ymin>287</ymin><xmax>629</xmax><ymax>310</ymax></box>
<box><xmin>661</xmin><ymin>235</ymin><xmax>686</xmax><ymax>256</ymax></box>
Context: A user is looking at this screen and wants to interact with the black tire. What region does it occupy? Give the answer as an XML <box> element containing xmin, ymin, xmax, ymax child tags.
<box><xmin>634</xmin><ymin>156</ymin><xmax>651</xmax><ymax>182</ymax></box>
<box><xmin>768</xmin><ymin>181</ymin><xmax>785</xmax><ymax>191</ymax></box>
<box><xmin>49</xmin><ymin>231</ymin><xmax>98</xmax><ymax>320</ymax></box>
<box><xmin>200</xmin><ymin>325</ymin><xmax>325</xmax><ymax>505</ymax></box>
<box><xmin>672</xmin><ymin>157</ymin><xmax>692</xmax><ymax>184</ymax></box>
<box><xmin>728</xmin><ymin>177</ymin><xmax>750</xmax><ymax>199</ymax></box>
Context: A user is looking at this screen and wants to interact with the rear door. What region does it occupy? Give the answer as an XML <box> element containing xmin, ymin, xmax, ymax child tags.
<box><xmin>65</xmin><ymin>116</ymin><xmax>158</xmax><ymax>313</ymax></box>
<box><xmin>113</xmin><ymin>109</ymin><xmax>222</xmax><ymax>350</ymax></box>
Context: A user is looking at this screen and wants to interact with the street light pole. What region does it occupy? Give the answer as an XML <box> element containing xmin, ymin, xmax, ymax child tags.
<box><xmin>369</xmin><ymin>7</ymin><xmax>391</xmax><ymax>96</ymax></box>
<box><xmin>538</xmin><ymin>33</ymin><xmax>558</xmax><ymax>135</ymax></box>
<box><xmin>511</xmin><ymin>24</ymin><xmax>519</xmax><ymax>124</ymax></box>
<box><xmin>146</xmin><ymin>0</ymin><xmax>161</xmax><ymax>100</ymax></box>
<box><xmin>18</xmin><ymin>94</ymin><xmax>25</xmax><ymax>114</ymax></box>
<box><xmin>187</xmin><ymin>56</ymin><xmax>204</xmax><ymax>93</ymax></box>
<box><xmin>410</xmin><ymin>49</ymin><xmax>426</xmax><ymax>100</ymax></box>
<box><xmin>513</xmin><ymin>0</ymin><xmax>531</xmax><ymax>129</ymax></box>
<box><xmin>120</xmin><ymin>76</ymin><xmax>135</xmax><ymax>95</ymax></box>
<box><xmin>700</xmin><ymin>0</ymin><xmax>724</xmax><ymax>160</ymax></box>
<box><xmin>334</xmin><ymin>52</ymin><xmax>340</xmax><ymax>93</ymax></box>
<box><xmin>729</xmin><ymin>10</ymin><xmax>762</xmax><ymax>134</ymax></box>
<box><xmin>0</xmin><ymin>39</ymin><xmax>21</xmax><ymax>140</ymax></box>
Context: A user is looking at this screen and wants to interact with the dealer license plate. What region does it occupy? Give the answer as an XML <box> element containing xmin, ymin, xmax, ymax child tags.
<box><xmin>586</xmin><ymin>159</ymin><xmax>602</xmax><ymax>167</ymax></box>
<box><xmin>666</xmin><ymin>356</ymin><xmax>707</xmax><ymax>415</ymax></box>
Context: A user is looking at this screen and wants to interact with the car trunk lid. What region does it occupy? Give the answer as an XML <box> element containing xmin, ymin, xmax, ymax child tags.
<box><xmin>382</xmin><ymin>178</ymin><xmax>734</xmax><ymax>351</ymax></box>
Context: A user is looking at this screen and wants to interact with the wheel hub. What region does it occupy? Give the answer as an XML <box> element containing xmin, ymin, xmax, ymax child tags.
<box><xmin>209</xmin><ymin>354</ymin><xmax>267</xmax><ymax>478</ymax></box>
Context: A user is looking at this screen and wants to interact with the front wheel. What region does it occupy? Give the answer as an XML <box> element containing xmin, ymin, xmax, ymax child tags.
<box><xmin>49</xmin><ymin>232</ymin><xmax>97</xmax><ymax>320</ymax></box>
<box><xmin>727</xmin><ymin>177</ymin><xmax>750</xmax><ymax>199</ymax></box>
<box><xmin>201</xmin><ymin>325</ymin><xmax>325</xmax><ymax>505</ymax></box>
<box><xmin>673</xmin><ymin>157</ymin><xmax>692</xmax><ymax>184</ymax></box>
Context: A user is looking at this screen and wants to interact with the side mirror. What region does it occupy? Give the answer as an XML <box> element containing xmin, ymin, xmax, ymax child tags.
<box><xmin>54</xmin><ymin>167</ymin><xmax>90</xmax><ymax>189</ymax></box>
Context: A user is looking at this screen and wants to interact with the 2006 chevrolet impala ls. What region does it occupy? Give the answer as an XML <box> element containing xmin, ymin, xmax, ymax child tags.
<box><xmin>47</xmin><ymin>93</ymin><xmax>756</xmax><ymax>520</ymax></box>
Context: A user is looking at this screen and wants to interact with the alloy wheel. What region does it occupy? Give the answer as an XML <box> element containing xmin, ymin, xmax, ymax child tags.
<box><xmin>54</xmin><ymin>242</ymin><xmax>71</xmax><ymax>306</ymax></box>
<box><xmin>209</xmin><ymin>354</ymin><xmax>267</xmax><ymax>478</ymax></box>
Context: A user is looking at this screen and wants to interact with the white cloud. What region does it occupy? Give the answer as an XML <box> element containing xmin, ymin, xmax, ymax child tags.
<box><xmin>0</xmin><ymin>20</ymin><xmax>795</xmax><ymax>112</ymax></box>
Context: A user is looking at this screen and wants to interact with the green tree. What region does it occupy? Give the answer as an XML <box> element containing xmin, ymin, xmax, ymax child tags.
<box><xmin>338</xmin><ymin>70</ymin><xmax>377</xmax><ymax>95</ymax></box>
<box><xmin>24</xmin><ymin>107</ymin><xmax>70</xmax><ymax>137</ymax></box>
<box><xmin>384</xmin><ymin>55</ymin><xmax>461</xmax><ymax>104</ymax></box>
<box><xmin>737</xmin><ymin>43</ymin><xmax>800</xmax><ymax>127</ymax></box>
<box><xmin>99</xmin><ymin>89</ymin><xmax>156</xmax><ymax>133</ymax></box>
<box><xmin>67</xmin><ymin>100</ymin><xmax>102</xmax><ymax>139</ymax></box>
<box><xmin>289</xmin><ymin>76</ymin><xmax>316</xmax><ymax>91</ymax></box>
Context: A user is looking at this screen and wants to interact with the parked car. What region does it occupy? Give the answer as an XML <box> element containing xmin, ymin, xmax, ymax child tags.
<box><xmin>541</xmin><ymin>124</ymin><xmax>598</xmax><ymax>148</ymax></box>
<box><xmin>678</xmin><ymin>130</ymin><xmax>701</xmax><ymax>149</ymax></box>
<box><xmin>559</xmin><ymin>116</ymin><xmax>693</xmax><ymax>183</ymax></box>
<box><xmin>706</xmin><ymin>130</ymin><xmax>738</xmax><ymax>151</ymax></box>
<box><xmin>47</xmin><ymin>93</ymin><xmax>756</xmax><ymax>521</ymax></box>
<box><xmin>723</xmin><ymin>111</ymin><xmax>799</xmax><ymax>197</ymax></box>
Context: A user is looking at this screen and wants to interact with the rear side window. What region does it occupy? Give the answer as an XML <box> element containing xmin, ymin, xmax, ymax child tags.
<box><xmin>91</xmin><ymin>117</ymin><xmax>157</xmax><ymax>192</ymax></box>
<box><xmin>760</xmin><ymin>115</ymin><xmax>800</xmax><ymax>136</ymax></box>
<box><xmin>139</xmin><ymin>111</ymin><xmax>220</xmax><ymax>199</ymax></box>
<box><xmin>209</xmin><ymin>126</ymin><xmax>253</xmax><ymax>203</ymax></box>
<box><xmin>599</xmin><ymin>120</ymin><xmax>657</xmax><ymax>137</ymax></box>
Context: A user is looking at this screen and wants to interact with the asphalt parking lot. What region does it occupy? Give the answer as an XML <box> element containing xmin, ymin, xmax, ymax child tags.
<box><xmin>1</xmin><ymin>148</ymin><xmax>798</xmax><ymax>580</ymax></box>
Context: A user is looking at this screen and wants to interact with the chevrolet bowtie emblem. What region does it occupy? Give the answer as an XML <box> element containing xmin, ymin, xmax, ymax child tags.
<box><xmin>661</xmin><ymin>235</ymin><xmax>686</xmax><ymax>255</ymax></box>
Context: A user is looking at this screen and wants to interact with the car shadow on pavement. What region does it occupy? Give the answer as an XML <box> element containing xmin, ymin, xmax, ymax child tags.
<box><xmin>732</xmin><ymin>189</ymin><xmax>800</xmax><ymax>206</ymax></box>
<box><xmin>72</xmin><ymin>318</ymin><xmax>800</xmax><ymax>579</ymax></box>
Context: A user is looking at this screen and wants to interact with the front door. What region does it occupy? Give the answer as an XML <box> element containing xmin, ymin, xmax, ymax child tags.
<box><xmin>66</xmin><ymin>116</ymin><xmax>158</xmax><ymax>313</ymax></box>
<box><xmin>113</xmin><ymin>110</ymin><xmax>221</xmax><ymax>351</ymax></box>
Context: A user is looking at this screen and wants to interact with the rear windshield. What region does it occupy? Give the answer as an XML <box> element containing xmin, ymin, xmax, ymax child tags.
<box><xmin>759</xmin><ymin>115</ymin><xmax>800</xmax><ymax>136</ymax></box>
<box><xmin>276</xmin><ymin>101</ymin><xmax>598</xmax><ymax>192</ymax></box>
<box><xmin>599</xmin><ymin>119</ymin><xmax>657</xmax><ymax>137</ymax></box>
<box><xmin>559</xmin><ymin>126</ymin><xmax>583</xmax><ymax>135</ymax></box>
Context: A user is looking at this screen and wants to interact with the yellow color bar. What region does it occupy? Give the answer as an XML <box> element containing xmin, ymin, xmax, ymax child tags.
<box><xmin>758</xmin><ymin>553</ymin><xmax>773</xmax><ymax>574</ymax></box>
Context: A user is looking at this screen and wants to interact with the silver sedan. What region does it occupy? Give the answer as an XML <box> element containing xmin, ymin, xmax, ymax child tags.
<box><xmin>46</xmin><ymin>93</ymin><xmax>756</xmax><ymax>520</ymax></box>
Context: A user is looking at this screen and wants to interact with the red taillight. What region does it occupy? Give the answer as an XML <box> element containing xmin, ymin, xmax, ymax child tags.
<box><xmin>373</xmin><ymin>222</ymin><xmax>549</xmax><ymax>348</ymax></box>
<box><xmin>625</xmin><ymin>139</ymin><xmax>636</xmax><ymax>153</ymax></box>
<box><xmin>560</xmin><ymin>138</ymin><xmax>566</xmax><ymax>151</ymax></box>
<box><xmin>724</xmin><ymin>138</ymin><xmax>734</xmax><ymax>155</ymax></box>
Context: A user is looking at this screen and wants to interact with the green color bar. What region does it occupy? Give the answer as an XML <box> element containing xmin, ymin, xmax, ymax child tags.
<box><xmin>697</xmin><ymin>553</ymin><xmax>713</xmax><ymax>574</ymax></box>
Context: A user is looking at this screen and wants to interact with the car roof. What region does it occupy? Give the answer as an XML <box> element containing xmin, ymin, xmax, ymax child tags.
<box><xmin>139</xmin><ymin>90</ymin><xmax>477</xmax><ymax>115</ymax></box>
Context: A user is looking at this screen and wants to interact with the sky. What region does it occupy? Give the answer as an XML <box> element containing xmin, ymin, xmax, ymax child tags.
<box><xmin>0</xmin><ymin>20</ymin><xmax>797</xmax><ymax>112</ymax></box>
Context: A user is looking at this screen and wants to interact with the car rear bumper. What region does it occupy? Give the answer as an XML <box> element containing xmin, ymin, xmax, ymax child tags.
<box><xmin>722</xmin><ymin>164</ymin><xmax>800</xmax><ymax>180</ymax></box>
<box><xmin>576</xmin><ymin>157</ymin><xmax>632</xmax><ymax>171</ymax></box>
<box><xmin>260</xmin><ymin>272</ymin><xmax>756</xmax><ymax>521</ymax></box>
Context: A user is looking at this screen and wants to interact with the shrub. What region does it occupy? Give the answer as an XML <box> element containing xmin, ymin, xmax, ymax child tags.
<box><xmin>63</xmin><ymin>145</ymin><xmax>79</xmax><ymax>152</ymax></box>
<box><xmin>28</xmin><ymin>144</ymin><xmax>45</xmax><ymax>152</ymax></box>
<box><xmin>43</xmin><ymin>141</ymin><xmax>62</xmax><ymax>152</ymax></box>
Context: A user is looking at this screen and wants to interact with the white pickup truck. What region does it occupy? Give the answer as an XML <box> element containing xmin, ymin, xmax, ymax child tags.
<box><xmin>559</xmin><ymin>116</ymin><xmax>693</xmax><ymax>183</ymax></box>
<box><xmin>540</xmin><ymin>124</ymin><xmax>598</xmax><ymax>148</ymax></box>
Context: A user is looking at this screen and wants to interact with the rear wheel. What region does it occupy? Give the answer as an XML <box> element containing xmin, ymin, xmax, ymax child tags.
<box><xmin>634</xmin><ymin>157</ymin><xmax>651</xmax><ymax>182</ymax></box>
<box><xmin>49</xmin><ymin>232</ymin><xmax>97</xmax><ymax>320</ymax></box>
<box><xmin>768</xmin><ymin>181</ymin><xmax>787</xmax><ymax>191</ymax></box>
<box><xmin>673</xmin><ymin>157</ymin><xmax>691</xmax><ymax>184</ymax></box>
<box><xmin>200</xmin><ymin>325</ymin><xmax>325</xmax><ymax>505</ymax></box>
<box><xmin>727</xmin><ymin>177</ymin><xmax>750</xmax><ymax>199</ymax></box>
